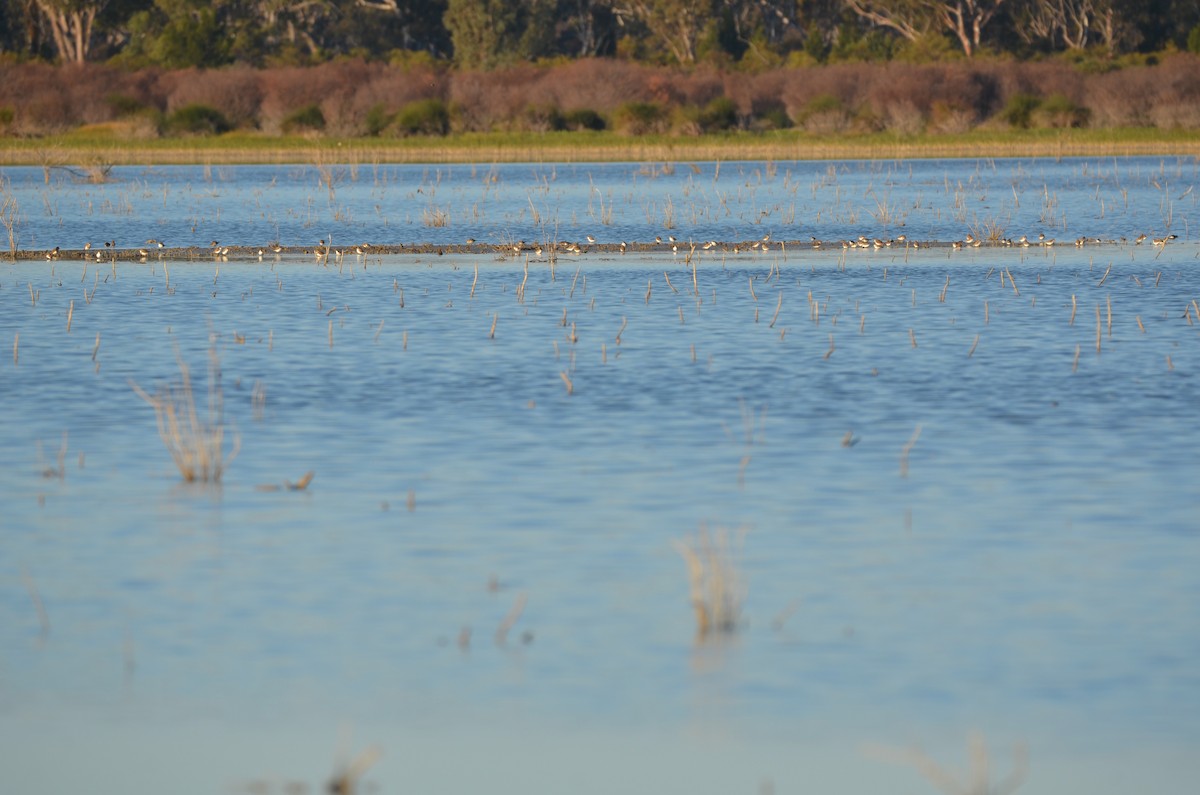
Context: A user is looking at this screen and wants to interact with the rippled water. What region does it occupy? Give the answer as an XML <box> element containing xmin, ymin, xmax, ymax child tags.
<box><xmin>2</xmin><ymin>158</ymin><xmax>1199</xmax><ymax>794</ymax></box>
<box><xmin>3</xmin><ymin>156</ymin><xmax>1198</xmax><ymax>250</ymax></box>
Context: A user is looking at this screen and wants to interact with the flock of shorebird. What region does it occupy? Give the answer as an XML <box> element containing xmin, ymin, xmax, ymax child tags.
<box><xmin>35</xmin><ymin>231</ymin><xmax>1180</xmax><ymax>261</ymax></box>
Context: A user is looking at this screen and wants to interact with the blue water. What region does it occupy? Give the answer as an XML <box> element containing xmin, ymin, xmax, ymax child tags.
<box><xmin>1</xmin><ymin>158</ymin><xmax>1199</xmax><ymax>794</ymax></box>
<box><xmin>2</xmin><ymin>156</ymin><xmax>1197</xmax><ymax>251</ymax></box>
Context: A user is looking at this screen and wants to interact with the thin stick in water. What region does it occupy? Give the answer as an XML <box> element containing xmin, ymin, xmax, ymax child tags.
<box><xmin>20</xmin><ymin>567</ymin><xmax>50</xmax><ymax>641</ymax></box>
<box><xmin>899</xmin><ymin>425</ymin><xmax>922</xmax><ymax>478</ymax></box>
<box><xmin>495</xmin><ymin>592</ymin><xmax>528</xmax><ymax>646</ymax></box>
<box><xmin>769</xmin><ymin>292</ymin><xmax>783</xmax><ymax>328</ymax></box>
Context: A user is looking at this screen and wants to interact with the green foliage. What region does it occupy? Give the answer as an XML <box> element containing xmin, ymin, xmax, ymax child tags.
<box><xmin>165</xmin><ymin>104</ymin><xmax>231</xmax><ymax>136</ymax></box>
<box><xmin>613</xmin><ymin>101</ymin><xmax>668</xmax><ymax>135</ymax></box>
<box><xmin>562</xmin><ymin>108</ymin><xmax>606</xmax><ymax>131</ymax></box>
<box><xmin>394</xmin><ymin>98</ymin><xmax>450</xmax><ymax>135</ymax></box>
<box><xmin>753</xmin><ymin>105</ymin><xmax>792</xmax><ymax>131</ymax></box>
<box><xmin>698</xmin><ymin>97</ymin><xmax>738</xmax><ymax>132</ymax></box>
<box><xmin>365</xmin><ymin>103</ymin><xmax>394</xmax><ymax>137</ymax></box>
<box><xmin>444</xmin><ymin>0</ymin><xmax>551</xmax><ymax>69</ymax></box>
<box><xmin>1189</xmin><ymin>25</ymin><xmax>1200</xmax><ymax>54</ymax></box>
<box><xmin>1037</xmin><ymin>94</ymin><xmax>1090</xmax><ymax>128</ymax></box>
<box><xmin>1001</xmin><ymin>93</ymin><xmax>1041</xmax><ymax>129</ymax></box>
<box><xmin>805</xmin><ymin>94</ymin><xmax>844</xmax><ymax>115</ymax></box>
<box><xmin>281</xmin><ymin>104</ymin><xmax>326</xmax><ymax>134</ymax></box>
<box><xmin>106</xmin><ymin>94</ymin><xmax>146</xmax><ymax>117</ymax></box>
<box><xmin>126</xmin><ymin>2</ymin><xmax>230</xmax><ymax>69</ymax></box>
<box><xmin>804</xmin><ymin>24</ymin><xmax>831</xmax><ymax>63</ymax></box>
<box><xmin>523</xmin><ymin>104</ymin><xmax>565</xmax><ymax>132</ymax></box>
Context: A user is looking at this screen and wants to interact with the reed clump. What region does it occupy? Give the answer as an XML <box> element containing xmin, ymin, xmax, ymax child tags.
<box><xmin>131</xmin><ymin>343</ymin><xmax>240</xmax><ymax>483</ymax></box>
<box><xmin>672</xmin><ymin>524</ymin><xmax>746</xmax><ymax>639</ymax></box>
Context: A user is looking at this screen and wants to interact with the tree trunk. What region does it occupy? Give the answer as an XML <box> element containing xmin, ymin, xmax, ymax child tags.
<box><xmin>36</xmin><ymin>2</ymin><xmax>100</xmax><ymax>63</ymax></box>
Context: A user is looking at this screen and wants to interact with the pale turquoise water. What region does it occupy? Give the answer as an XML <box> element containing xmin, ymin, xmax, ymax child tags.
<box><xmin>1</xmin><ymin>158</ymin><xmax>1199</xmax><ymax>794</ymax></box>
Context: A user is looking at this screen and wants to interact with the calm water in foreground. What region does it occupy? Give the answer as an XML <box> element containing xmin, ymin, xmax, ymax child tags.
<box><xmin>1</xmin><ymin>158</ymin><xmax>1199</xmax><ymax>794</ymax></box>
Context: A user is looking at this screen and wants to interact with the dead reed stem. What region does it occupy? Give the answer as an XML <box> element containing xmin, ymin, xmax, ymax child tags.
<box><xmin>968</xmin><ymin>334</ymin><xmax>979</xmax><ymax>357</ymax></box>
<box><xmin>899</xmin><ymin>424</ymin><xmax>922</xmax><ymax>478</ymax></box>
<box><xmin>769</xmin><ymin>293</ymin><xmax>783</xmax><ymax>328</ymax></box>
<box><xmin>20</xmin><ymin>567</ymin><xmax>50</xmax><ymax>641</ymax></box>
<box><xmin>1095</xmin><ymin>305</ymin><xmax>1102</xmax><ymax>353</ymax></box>
<box><xmin>1070</xmin><ymin>294</ymin><xmax>1077</xmax><ymax>325</ymax></box>
<box><xmin>1073</xmin><ymin>344</ymin><xmax>1081</xmax><ymax>372</ymax></box>
<box><xmin>495</xmin><ymin>592</ymin><xmax>527</xmax><ymax>646</ymax></box>
<box><xmin>130</xmin><ymin>344</ymin><xmax>240</xmax><ymax>483</ymax></box>
<box><xmin>66</xmin><ymin>300</ymin><xmax>74</xmax><ymax>333</ymax></box>
<box><xmin>672</xmin><ymin>524</ymin><xmax>746</xmax><ymax>639</ymax></box>
<box><xmin>868</xmin><ymin>730</ymin><xmax>1028</xmax><ymax>795</ymax></box>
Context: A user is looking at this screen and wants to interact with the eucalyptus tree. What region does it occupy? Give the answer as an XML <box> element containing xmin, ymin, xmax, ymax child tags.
<box><xmin>608</xmin><ymin>0</ymin><xmax>715</xmax><ymax>63</ymax></box>
<box><xmin>33</xmin><ymin>0</ymin><xmax>105</xmax><ymax>61</ymax></box>
<box><xmin>443</xmin><ymin>0</ymin><xmax>553</xmax><ymax>68</ymax></box>
<box><xmin>844</xmin><ymin>0</ymin><xmax>1009</xmax><ymax>56</ymax></box>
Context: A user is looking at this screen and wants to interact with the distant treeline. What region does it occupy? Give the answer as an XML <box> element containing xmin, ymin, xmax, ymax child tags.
<box><xmin>3</xmin><ymin>56</ymin><xmax>1198</xmax><ymax>139</ymax></box>
<box><xmin>3</xmin><ymin>1</ymin><xmax>1199</xmax><ymax>69</ymax></box>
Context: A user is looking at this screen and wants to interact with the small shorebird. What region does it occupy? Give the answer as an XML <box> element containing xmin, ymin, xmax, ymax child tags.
<box><xmin>586</xmin><ymin>235</ymin><xmax>596</xmax><ymax>244</ymax></box>
<box><xmin>1135</xmin><ymin>233</ymin><xmax>1147</xmax><ymax>245</ymax></box>
<box><xmin>1152</xmin><ymin>234</ymin><xmax>1177</xmax><ymax>247</ymax></box>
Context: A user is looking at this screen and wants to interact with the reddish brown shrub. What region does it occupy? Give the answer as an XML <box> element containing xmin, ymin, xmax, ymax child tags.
<box><xmin>779</xmin><ymin>64</ymin><xmax>871</xmax><ymax>124</ymax></box>
<box><xmin>449</xmin><ymin>66</ymin><xmax>550</xmax><ymax>131</ymax></box>
<box><xmin>334</xmin><ymin>63</ymin><xmax>447</xmax><ymax>136</ymax></box>
<box><xmin>531</xmin><ymin>59</ymin><xmax>655</xmax><ymax>112</ymax></box>
<box><xmin>0</xmin><ymin>63</ymin><xmax>74</xmax><ymax>133</ymax></box>
<box><xmin>160</xmin><ymin>67</ymin><xmax>263</xmax><ymax>128</ymax></box>
<box><xmin>1087</xmin><ymin>66</ymin><xmax>1158</xmax><ymax>127</ymax></box>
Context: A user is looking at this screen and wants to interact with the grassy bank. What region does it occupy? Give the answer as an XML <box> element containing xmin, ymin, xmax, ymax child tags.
<box><xmin>2</xmin><ymin>127</ymin><xmax>1199</xmax><ymax>166</ymax></box>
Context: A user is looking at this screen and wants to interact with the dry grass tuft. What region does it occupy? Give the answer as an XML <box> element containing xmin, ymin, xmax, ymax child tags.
<box><xmin>131</xmin><ymin>343</ymin><xmax>240</xmax><ymax>483</ymax></box>
<box><xmin>672</xmin><ymin>524</ymin><xmax>747</xmax><ymax>639</ymax></box>
<box><xmin>867</xmin><ymin>729</ymin><xmax>1028</xmax><ymax>795</ymax></box>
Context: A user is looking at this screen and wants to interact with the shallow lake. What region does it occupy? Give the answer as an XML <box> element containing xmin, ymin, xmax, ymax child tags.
<box><xmin>1</xmin><ymin>158</ymin><xmax>1199</xmax><ymax>794</ymax></box>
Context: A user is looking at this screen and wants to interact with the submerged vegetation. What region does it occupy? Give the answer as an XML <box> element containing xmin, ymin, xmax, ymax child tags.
<box><xmin>131</xmin><ymin>343</ymin><xmax>240</xmax><ymax>483</ymax></box>
<box><xmin>674</xmin><ymin>524</ymin><xmax>747</xmax><ymax>638</ymax></box>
